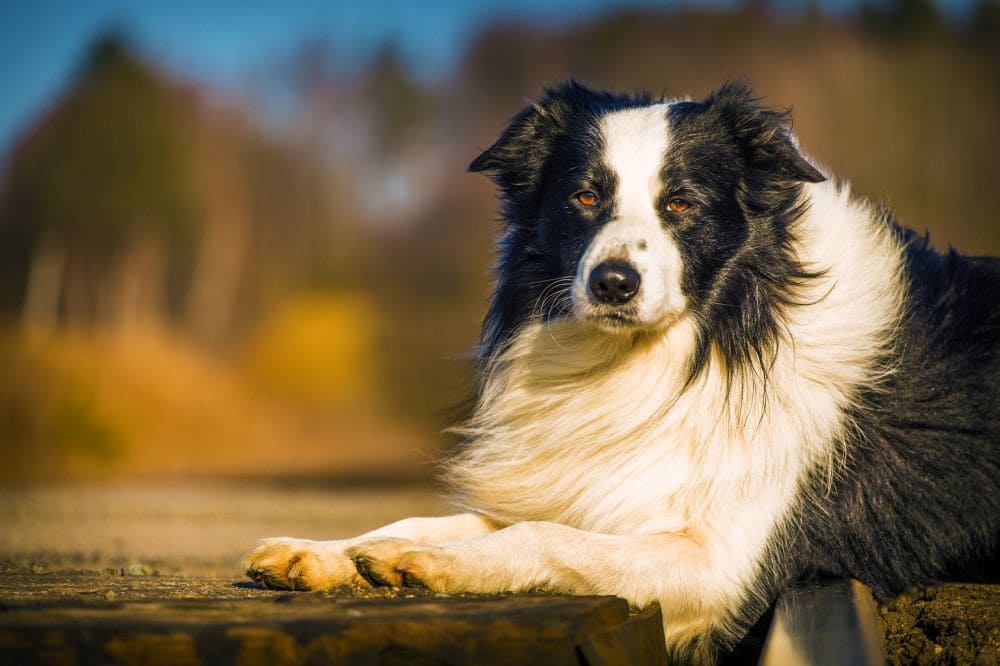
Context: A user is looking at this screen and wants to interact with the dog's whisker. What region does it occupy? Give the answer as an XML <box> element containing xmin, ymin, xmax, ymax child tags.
<box><xmin>530</xmin><ymin>278</ymin><xmax>574</xmax><ymax>321</ymax></box>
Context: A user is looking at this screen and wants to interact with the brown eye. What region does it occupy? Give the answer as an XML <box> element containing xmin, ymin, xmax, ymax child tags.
<box><xmin>667</xmin><ymin>198</ymin><xmax>691</xmax><ymax>213</ymax></box>
<box><xmin>575</xmin><ymin>191</ymin><xmax>599</xmax><ymax>207</ymax></box>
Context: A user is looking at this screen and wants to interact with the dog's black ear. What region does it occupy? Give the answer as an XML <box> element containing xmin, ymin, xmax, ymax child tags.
<box><xmin>467</xmin><ymin>98</ymin><xmax>552</xmax><ymax>174</ymax></box>
<box><xmin>467</xmin><ymin>103</ymin><xmax>550</xmax><ymax>207</ymax></box>
<box><xmin>469</xmin><ymin>81</ymin><xmax>591</xmax><ymax>202</ymax></box>
<box><xmin>469</xmin><ymin>81</ymin><xmax>581</xmax><ymax>174</ymax></box>
<box><xmin>706</xmin><ymin>81</ymin><xmax>825</xmax><ymax>184</ymax></box>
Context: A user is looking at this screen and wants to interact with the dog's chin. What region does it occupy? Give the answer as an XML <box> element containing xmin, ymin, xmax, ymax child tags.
<box><xmin>578</xmin><ymin>307</ymin><xmax>683</xmax><ymax>336</ymax></box>
<box><xmin>586</xmin><ymin>312</ymin><xmax>641</xmax><ymax>334</ymax></box>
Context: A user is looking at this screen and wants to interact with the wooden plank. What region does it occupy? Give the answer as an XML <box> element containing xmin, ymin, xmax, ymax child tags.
<box><xmin>578</xmin><ymin>603</ymin><xmax>667</xmax><ymax>666</ymax></box>
<box><xmin>0</xmin><ymin>582</ymin><xmax>668</xmax><ymax>666</ymax></box>
<box><xmin>759</xmin><ymin>579</ymin><xmax>884</xmax><ymax>666</ymax></box>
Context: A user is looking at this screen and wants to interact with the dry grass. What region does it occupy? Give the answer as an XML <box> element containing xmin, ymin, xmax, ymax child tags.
<box><xmin>0</xmin><ymin>318</ymin><xmax>435</xmax><ymax>482</ymax></box>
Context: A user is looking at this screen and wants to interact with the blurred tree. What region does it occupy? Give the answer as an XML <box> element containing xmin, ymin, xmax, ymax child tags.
<box><xmin>363</xmin><ymin>43</ymin><xmax>437</xmax><ymax>158</ymax></box>
<box><xmin>858</xmin><ymin>0</ymin><xmax>948</xmax><ymax>39</ymax></box>
<box><xmin>1</xmin><ymin>2</ymin><xmax>997</xmax><ymax>474</ymax></box>
<box><xmin>0</xmin><ymin>32</ymin><xmax>200</xmax><ymax>332</ymax></box>
<box><xmin>969</xmin><ymin>0</ymin><xmax>1000</xmax><ymax>44</ymax></box>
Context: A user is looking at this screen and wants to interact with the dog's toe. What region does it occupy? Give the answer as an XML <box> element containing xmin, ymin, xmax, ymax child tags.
<box><xmin>346</xmin><ymin>539</ymin><xmax>407</xmax><ymax>587</ymax></box>
<box><xmin>346</xmin><ymin>538</ymin><xmax>451</xmax><ymax>591</ymax></box>
<box><xmin>240</xmin><ymin>537</ymin><xmax>365</xmax><ymax>591</ymax></box>
<box><xmin>350</xmin><ymin>553</ymin><xmax>399</xmax><ymax>587</ymax></box>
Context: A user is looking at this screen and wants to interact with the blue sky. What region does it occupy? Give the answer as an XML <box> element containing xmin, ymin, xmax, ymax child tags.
<box><xmin>0</xmin><ymin>0</ymin><xmax>977</xmax><ymax>156</ymax></box>
<box><xmin>3</xmin><ymin>0</ymin><xmax>656</xmax><ymax>154</ymax></box>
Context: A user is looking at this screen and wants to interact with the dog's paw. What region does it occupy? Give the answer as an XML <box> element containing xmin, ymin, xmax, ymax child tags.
<box><xmin>346</xmin><ymin>538</ymin><xmax>455</xmax><ymax>590</ymax></box>
<box><xmin>240</xmin><ymin>537</ymin><xmax>367</xmax><ymax>591</ymax></box>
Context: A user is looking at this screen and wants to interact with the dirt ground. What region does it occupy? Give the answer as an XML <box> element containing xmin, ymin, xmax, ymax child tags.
<box><xmin>878</xmin><ymin>584</ymin><xmax>999</xmax><ymax>665</ymax></box>
<box><xmin>1</xmin><ymin>481</ymin><xmax>997</xmax><ymax>663</ymax></box>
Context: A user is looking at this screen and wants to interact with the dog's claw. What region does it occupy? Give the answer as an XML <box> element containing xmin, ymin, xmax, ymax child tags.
<box><xmin>351</xmin><ymin>555</ymin><xmax>389</xmax><ymax>587</ymax></box>
<box><xmin>399</xmin><ymin>569</ymin><xmax>427</xmax><ymax>588</ymax></box>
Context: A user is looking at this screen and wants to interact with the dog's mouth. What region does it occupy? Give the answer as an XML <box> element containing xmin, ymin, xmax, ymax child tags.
<box><xmin>582</xmin><ymin>305</ymin><xmax>685</xmax><ymax>334</ymax></box>
<box><xmin>582</xmin><ymin>305</ymin><xmax>648</xmax><ymax>332</ymax></box>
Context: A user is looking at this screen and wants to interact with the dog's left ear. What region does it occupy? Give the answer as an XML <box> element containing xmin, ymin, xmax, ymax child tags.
<box><xmin>707</xmin><ymin>81</ymin><xmax>825</xmax><ymax>184</ymax></box>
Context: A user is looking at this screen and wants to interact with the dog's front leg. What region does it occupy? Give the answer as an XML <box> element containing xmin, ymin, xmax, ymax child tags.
<box><xmin>241</xmin><ymin>513</ymin><xmax>496</xmax><ymax>591</ymax></box>
<box><xmin>346</xmin><ymin>520</ymin><xmax>736</xmax><ymax>652</ymax></box>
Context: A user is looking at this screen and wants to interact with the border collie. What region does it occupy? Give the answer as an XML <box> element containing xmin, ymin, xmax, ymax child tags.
<box><xmin>243</xmin><ymin>81</ymin><xmax>999</xmax><ymax>663</ymax></box>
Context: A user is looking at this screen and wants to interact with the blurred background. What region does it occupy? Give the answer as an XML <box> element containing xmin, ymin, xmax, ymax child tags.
<box><xmin>0</xmin><ymin>0</ymin><xmax>997</xmax><ymax>484</ymax></box>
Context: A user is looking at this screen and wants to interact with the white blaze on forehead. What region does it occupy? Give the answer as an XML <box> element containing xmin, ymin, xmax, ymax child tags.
<box><xmin>599</xmin><ymin>105</ymin><xmax>671</xmax><ymax>213</ymax></box>
<box><xmin>571</xmin><ymin>104</ymin><xmax>685</xmax><ymax>329</ymax></box>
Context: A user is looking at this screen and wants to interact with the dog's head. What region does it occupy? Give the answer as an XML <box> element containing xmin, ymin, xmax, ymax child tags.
<box><xmin>471</xmin><ymin>81</ymin><xmax>825</xmax><ymax>370</ymax></box>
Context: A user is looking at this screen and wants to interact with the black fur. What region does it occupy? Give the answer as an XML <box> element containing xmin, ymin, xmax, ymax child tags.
<box><xmin>470</xmin><ymin>82</ymin><xmax>653</xmax><ymax>362</ymax></box>
<box><xmin>471</xmin><ymin>81</ymin><xmax>828</xmax><ymax>388</ymax></box>
<box><xmin>793</xmin><ymin>236</ymin><xmax>1000</xmax><ymax>595</ymax></box>
<box><xmin>471</xmin><ymin>80</ymin><xmax>999</xmax><ymax>658</ymax></box>
<box><xmin>730</xmin><ymin>227</ymin><xmax>1000</xmax><ymax>651</ymax></box>
<box><xmin>662</xmin><ymin>83</ymin><xmax>825</xmax><ymax>388</ymax></box>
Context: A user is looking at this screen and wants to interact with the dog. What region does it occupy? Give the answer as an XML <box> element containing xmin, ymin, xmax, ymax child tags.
<box><xmin>242</xmin><ymin>81</ymin><xmax>999</xmax><ymax>663</ymax></box>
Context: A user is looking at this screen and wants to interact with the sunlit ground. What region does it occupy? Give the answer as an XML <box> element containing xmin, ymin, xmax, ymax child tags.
<box><xmin>0</xmin><ymin>481</ymin><xmax>446</xmax><ymax>577</ymax></box>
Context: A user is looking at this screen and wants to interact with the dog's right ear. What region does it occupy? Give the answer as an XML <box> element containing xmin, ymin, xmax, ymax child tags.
<box><xmin>469</xmin><ymin>82</ymin><xmax>586</xmax><ymax>200</ymax></box>
<box><xmin>467</xmin><ymin>99</ymin><xmax>550</xmax><ymax>174</ymax></box>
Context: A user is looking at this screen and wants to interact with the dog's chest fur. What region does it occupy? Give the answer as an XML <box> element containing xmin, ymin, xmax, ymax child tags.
<box><xmin>446</xmin><ymin>180</ymin><xmax>907</xmax><ymax>553</ymax></box>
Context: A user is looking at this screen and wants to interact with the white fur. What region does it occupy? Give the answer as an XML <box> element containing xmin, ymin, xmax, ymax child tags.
<box><xmin>242</xmin><ymin>117</ymin><xmax>908</xmax><ymax>659</ymax></box>
<box><xmin>572</xmin><ymin>106</ymin><xmax>688</xmax><ymax>329</ymax></box>
<box><xmin>442</xmin><ymin>173</ymin><xmax>907</xmax><ymax>649</ymax></box>
<box><xmin>241</xmin><ymin>513</ymin><xmax>496</xmax><ymax>591</ymax></box>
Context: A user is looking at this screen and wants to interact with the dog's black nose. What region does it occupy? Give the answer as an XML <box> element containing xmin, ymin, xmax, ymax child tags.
<box><xmin>589</xmin><ymin>262</ymin><xmax>641</xmax><ymax>304</ymax></box>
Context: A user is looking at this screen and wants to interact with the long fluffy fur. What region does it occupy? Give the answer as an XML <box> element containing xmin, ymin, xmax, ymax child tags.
<box><xmin>443</xmin><ymin>177</ymin><xmax>909</xmax><ymax>655</ymax></box>
<box><xmin>447</xmin><ymin>81</ymin><xmax>998</xmax><ymax>658</ymax></box>
<box><xmin>243</xmin><ymin>81</ymin><xmax>998</xmax><ymax>664</ymax></box>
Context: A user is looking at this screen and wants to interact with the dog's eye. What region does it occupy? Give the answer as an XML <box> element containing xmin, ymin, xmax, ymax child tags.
<box><xmin>575</xmin><ymin>191</ymin><xmax>599</xmax><ymax>208</ymax></box>
<box><xmin>666</xmin><ymin>198</ymin><xmax>691</xmax><ymax>213</ymax></box>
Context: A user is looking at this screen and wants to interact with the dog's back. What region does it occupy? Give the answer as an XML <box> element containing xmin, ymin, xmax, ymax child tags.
<box><xmin>788</xmin><ymin>237</ymin><xmax>1000</xmax><ymax>598</ymax></box>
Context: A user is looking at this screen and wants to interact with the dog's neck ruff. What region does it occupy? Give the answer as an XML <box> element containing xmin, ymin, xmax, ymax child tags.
<box><xmin>445</xmin><ymin>178</ymin><xmax>906</xmax><ymax>539</ymax></box>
